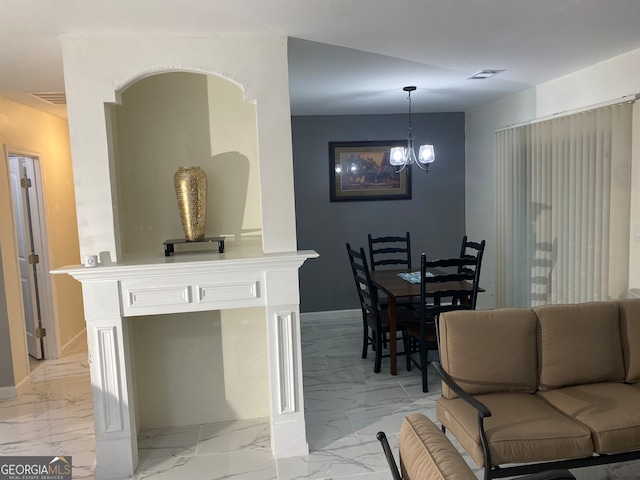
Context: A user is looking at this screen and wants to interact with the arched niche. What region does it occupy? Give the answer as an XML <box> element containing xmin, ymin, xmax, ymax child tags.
<box><xmin>109</xmin><ymin>71</ymin><xmax>263</xmax><ymax>256</ymax></box>
<box><xmin>61</xmin><ymin>35</ymin><xmax>297</xmax><ymax>260</ymax></box>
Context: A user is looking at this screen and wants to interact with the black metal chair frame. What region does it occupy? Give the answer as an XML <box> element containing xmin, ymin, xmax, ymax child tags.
<box><xmin>346</xmin><ymin>242</ymin><xmax>413</xmax><ymax>373</ymax></box>
<box><xmin>368</xmin><ymin>232</ymin><xmax>411</xmax><ymax>271</ymax></box>
<box><xmin>432</xmin><ymin>361</ymin><xmax>640</xmax><ymax>480</ymax></box>
<box><xmin>405</xmin><ymin>253</ymin><xmax>482</xmax><ymax>392</ymax></box>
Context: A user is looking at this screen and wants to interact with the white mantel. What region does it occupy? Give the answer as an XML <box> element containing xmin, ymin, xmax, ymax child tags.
<box><xmin>53</xmin><ymin>248</ymin><xmax>317</xmax><ymax>479</ymax></box>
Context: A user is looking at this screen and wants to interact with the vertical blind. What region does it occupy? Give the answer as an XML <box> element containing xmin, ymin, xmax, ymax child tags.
<box><xmin>495</xmin><ymin>101</ymin><xmax>633</xmax><ymax>307</ymax></box>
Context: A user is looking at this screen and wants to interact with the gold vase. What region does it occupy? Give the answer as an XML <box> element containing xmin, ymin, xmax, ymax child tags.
<box><xmin>174</xmin><ymin>166</ymin><xmax>207</xmax><ymax>241</ymax></box>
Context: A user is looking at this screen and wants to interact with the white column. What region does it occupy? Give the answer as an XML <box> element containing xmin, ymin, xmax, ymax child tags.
<box><xmin>82</xmin><ymin>280</ymin><xmax>138</xmax><ymax>479</ymax></box>
<box><xmin>265</xmin><ymin>269</ymin><xmax>308</xmax><ymax>457</ymax></box>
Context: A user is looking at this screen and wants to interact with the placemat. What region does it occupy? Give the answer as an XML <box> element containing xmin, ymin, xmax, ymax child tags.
<box><xmin>397</xmin><ymin>271</ymin><xmax>433</xmax><ymax>284</ymax></box>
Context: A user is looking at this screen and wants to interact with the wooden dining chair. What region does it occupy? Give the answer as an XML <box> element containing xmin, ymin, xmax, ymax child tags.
<box><xmin>346</xmin><ymin>242</ymin><xmax>419</xmax><ymax>373</ymax></box>
<box><xmin>453</xmin><ymin>236</ymin><xmax>485</xmax><ymax>304</ymax></box>
<box><xmin>368</xmin><ymin>232</ymin><xmax>419</xmax><ymax>312</ymax></box>
<box><xmin>367</xmin><ymin>232</ymin><xmax>412</xmax><ymax>271</ymax></box>
<box><xmin>404</xmin><ymin>252</ymin><xmax>482</xmax><ymax>392</ymax></box>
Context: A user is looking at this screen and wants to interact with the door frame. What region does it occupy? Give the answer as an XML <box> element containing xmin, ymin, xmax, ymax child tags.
<box><xmin>4</xmin><ymin>146</ymin><xmax>60</xmax><ymax>360</ymax></box>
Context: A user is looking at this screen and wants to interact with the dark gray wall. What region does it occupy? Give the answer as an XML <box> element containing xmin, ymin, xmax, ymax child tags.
<box><xmin>292</xmin><ymin>112</ymin><xmax>466</xmax><ymax>313</ymax></box>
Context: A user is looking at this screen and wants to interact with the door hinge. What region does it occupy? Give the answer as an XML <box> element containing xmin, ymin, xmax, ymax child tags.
<box><xmin>36</xmin><ymin>327</ymin><xmax>46</xmax><ymax>338</ymax></box>
<box><xmin>20</xmin><ymin>177</ymin><xmax>32</xmax><ymax>188</ymax></box>
<box><xmin>28</xmin><ymin>253</ymin><xmax>39</xmax><ymax>265</ymax></box>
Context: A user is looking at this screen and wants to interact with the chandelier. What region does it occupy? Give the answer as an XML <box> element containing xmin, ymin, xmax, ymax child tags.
<box><xmin>390</xmin><ymin>86</ymin><xmax>435</xmax><ymax>172</ymax></box>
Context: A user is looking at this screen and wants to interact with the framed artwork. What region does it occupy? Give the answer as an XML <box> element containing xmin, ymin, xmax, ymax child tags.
<box><xmin>329</xmin><ymin>140</ymin><xmax>411</xmax><ymax>202</ymax></box>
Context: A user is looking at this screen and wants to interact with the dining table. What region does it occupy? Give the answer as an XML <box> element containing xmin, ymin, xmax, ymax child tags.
<box><xmin>369</xmin><ymin>268</ymin><xmax>483</xmax><ymax>375</ymax></box>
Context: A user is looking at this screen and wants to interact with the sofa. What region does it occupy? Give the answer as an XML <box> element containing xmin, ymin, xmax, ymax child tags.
<box><xmin>434</xmin><ymin>299</ymin><xmax>640</xmax><ymax>480</ymax></box>
<box><xmin>377</xmin><ymin>414</ymin><xmax>575</xmax><ymax>479</ymax></box>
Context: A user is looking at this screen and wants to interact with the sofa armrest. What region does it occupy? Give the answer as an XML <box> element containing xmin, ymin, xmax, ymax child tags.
<box><xmin>376</xmin><ymin>431</ymin><xmax>402</xmax><ymax>480</ymax></box>
<box><xmin>433</xmin><ymin>360</ymin><xmax>495</xmax><ymax>470</ymax></box>
<box><xmin>432</xmin><ymin>361</ymin><xmax>492</xmax><ymax>418</ymax></box>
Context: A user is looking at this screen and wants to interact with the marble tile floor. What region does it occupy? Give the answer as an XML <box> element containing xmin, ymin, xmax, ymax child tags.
<box><xmin>1</xmin><ymin>311</ymin><xmax>639</xmax><ymax>479</ymax></box>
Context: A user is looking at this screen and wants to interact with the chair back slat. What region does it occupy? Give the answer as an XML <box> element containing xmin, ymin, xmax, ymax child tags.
<box><xmin>458</xmin><ymin>236</ymin><xmax>486</xmax><ymax>277</ymax></box>
<box><xmin>368</xmin><ymin>232</ymin><xmax>411</xmax><ymax>271</ymax></box>
<box><xmin>420</xmin><ymin>252</ymin><xmax>483</xmax><ymax>317</ymax></box>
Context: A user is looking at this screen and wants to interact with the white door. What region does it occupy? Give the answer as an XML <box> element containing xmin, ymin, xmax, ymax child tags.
<box><xmin>9</xmin><ymin>155</ymin><xmax>43</xmax><ymax>359</ymax></box>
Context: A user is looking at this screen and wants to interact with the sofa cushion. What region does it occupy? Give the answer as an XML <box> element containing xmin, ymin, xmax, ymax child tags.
<box><xmin>439</xmin><ymin>309</ymin><xmax>538</xmax><ymax>398</ymax></box>
<box><xmin>436</xmin><ymin>393</ymin><xmax>593</xmax><ymax>467</ymax></box>
<box><xmin>533</xmin><ymin>302</ymin><xmax>625</xmax><ymax>390</ymax></box>
<box><xmin>399</xmin><ymin>414</ymin><xmax>476</xmax><ymax>480</ymax></box>
<box><xmin>618</xmin><ymin>299</ymin><xmax>640</xmax><ymax>383</ymax></box>
<box><xmin>538</xmin><ymin>383</ymin><xmax>640</xmax><ymax>454</ymax></box>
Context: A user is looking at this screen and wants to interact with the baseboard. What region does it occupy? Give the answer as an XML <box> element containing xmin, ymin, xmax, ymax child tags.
<box><xmin>300</xmin><ymin>309</ymin><xmax>360</xmax><ymax>323</ymax></box>
<box><xmin>0</xmin><ymin>386</ymin><xmax>17</xmax><ymax>400</ymax></box>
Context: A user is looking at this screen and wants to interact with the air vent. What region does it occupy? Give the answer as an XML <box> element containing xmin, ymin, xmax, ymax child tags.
<box><xmin>466</xmin><ymin>69</ymin><xmax>505</xmax><ymax>80</ymax></box>
<box><xmin>28</xmin><ymin>92</ymin><xmax>67</xmax><ymax>105</ymax></box>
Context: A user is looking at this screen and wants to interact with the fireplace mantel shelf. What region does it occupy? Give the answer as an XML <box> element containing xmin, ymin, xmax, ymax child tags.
<box><xmin>53</xmin><ymin>249</ymin><xmax>318</xmax><ymax>281</ymax></box>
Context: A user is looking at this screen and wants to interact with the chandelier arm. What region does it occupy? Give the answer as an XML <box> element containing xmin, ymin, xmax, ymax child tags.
<box><xmin>394</xmin><ymin>162</ymin><xmax>408</xmax><ymax>174</ymax></box>
<box><xmin>413</xmin><ymin>161</ymin><xmax>428</xmax><ymax>171</ymax></box>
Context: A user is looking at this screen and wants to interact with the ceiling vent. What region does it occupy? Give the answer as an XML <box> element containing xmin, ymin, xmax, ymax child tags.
<box><xmin>466</xmin><ymin>69</ymin><xmax>505</xmax><ymax>80</ymax></box>
<box><xmin>28</xmin><ymin>92</ymin><xmax>67</xmax><ymax>105</ymax></box>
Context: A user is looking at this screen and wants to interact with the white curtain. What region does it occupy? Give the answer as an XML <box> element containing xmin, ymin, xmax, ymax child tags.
<box><xmin>495</xmin><ymin>102</ymin><xmax>633</xmax><ymax>307</ymax></box>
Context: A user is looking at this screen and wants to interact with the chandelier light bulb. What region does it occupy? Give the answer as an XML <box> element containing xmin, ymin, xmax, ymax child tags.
<box><xmin>418</xmin><ymin>144</ymin><xmax>435</xmax><ymax>164</ymax></box>
<box><xmin>390</xmin><ymin>147</ymin><xmax>406</xmax><ymax>166</ymax></box>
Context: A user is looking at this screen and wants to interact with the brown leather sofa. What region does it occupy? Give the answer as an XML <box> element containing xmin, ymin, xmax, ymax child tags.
<box><xmin>377</xmin><ymin>414</ymin><xmax>575</xmax><ymax>479</ymax></box>
<box><xmin>434</xmin><ymin>299</ymin><xmax>640</xmax><ymax>480</ymax></box>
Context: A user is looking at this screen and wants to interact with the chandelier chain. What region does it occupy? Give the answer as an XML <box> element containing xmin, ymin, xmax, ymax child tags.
<box><xmin>407</xmin><ymin>90</ymin><xmax>414</xmax><ymax>139</ymax></box>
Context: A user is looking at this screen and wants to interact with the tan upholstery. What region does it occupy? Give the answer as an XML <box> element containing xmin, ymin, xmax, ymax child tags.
<box><xmin>533</xmin><ymin>302</ymin><xmax>625</xmax><ymax>390</ymax></box>
<box><xmin>439</xmin><ymin>309</ymin><xmax>538</xmax><ymax>398</ymax></box>
<box><xmin>618</xmin><ymin>299</ymin><xmax>640</xmax><ymax>382</ymax></box>
<box><xmin>537</xmin><ymin>383</ymin><xmax>640</xmax><ymax>454</ymax></box>
<box><xmin>437</xmin><ymin>393</ymin><xmax>593</xmax><ymax>467</ymax></box>
<box><xmin>436</xmin><ymin>300</ymin><xmax>640</xmax><ymax>475</ymax></box>
<box><xmin>399</xmin><ymin>414</ymin><xmax>476</xmax><ymax>480</ymax></box>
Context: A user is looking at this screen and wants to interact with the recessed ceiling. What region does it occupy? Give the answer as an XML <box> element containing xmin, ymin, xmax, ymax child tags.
<box><xmin>1</xmin><ymin>0</ymin><xmax>639</xmax><ymax>119</ymax></box>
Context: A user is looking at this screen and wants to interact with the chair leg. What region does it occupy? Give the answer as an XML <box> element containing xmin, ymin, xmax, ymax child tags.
<box><xmin>362</xmin><ymin>324</ymin><xmax>369</xmax><ymax>359</ymax></box>
<box><xmin>421</xmin><ymin>344</ymin><xmax>429</xmax><ymax>393</ymax></box>
<box><xmin>374</xmin><ymin>330</ymin><xmax>383</xmax><ymax>373</ymax></box>
<box><xmin>404</xmin><ymin>334</ymin><xmax>412</xmax><ymax>371</ymax></box>
<box><xmin>362</xmin><ymin>313</ymin><xmax>369</xmax><ymax>358</ymax></box>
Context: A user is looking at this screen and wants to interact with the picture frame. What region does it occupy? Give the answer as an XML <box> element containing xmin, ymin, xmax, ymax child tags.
<box><xmin>329</xmin><ymin>140</ymin><xmax>411</xmax><ymax>202</ymax></box>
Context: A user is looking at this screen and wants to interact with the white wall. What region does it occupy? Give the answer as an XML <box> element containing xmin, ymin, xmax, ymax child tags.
<box><xmin>207</xmin><ymin>76</ymin><xmax>262</xmax><ymax>239</ymax></box>
<box><xmin>132</xmin><ymin>307</ymin><xmax>269</xmax><ymax>428</ymax></box>
<box><xmin>466</xmin><ymin>47</ymin><xmax>640</xmax><ymax>308</ymax></box>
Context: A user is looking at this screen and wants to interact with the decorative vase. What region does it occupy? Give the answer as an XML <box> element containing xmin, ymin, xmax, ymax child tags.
<box><xmin>173</xmin><ymin>166</ymin><xmax>207</xmax><ymax>241</ymax></box>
